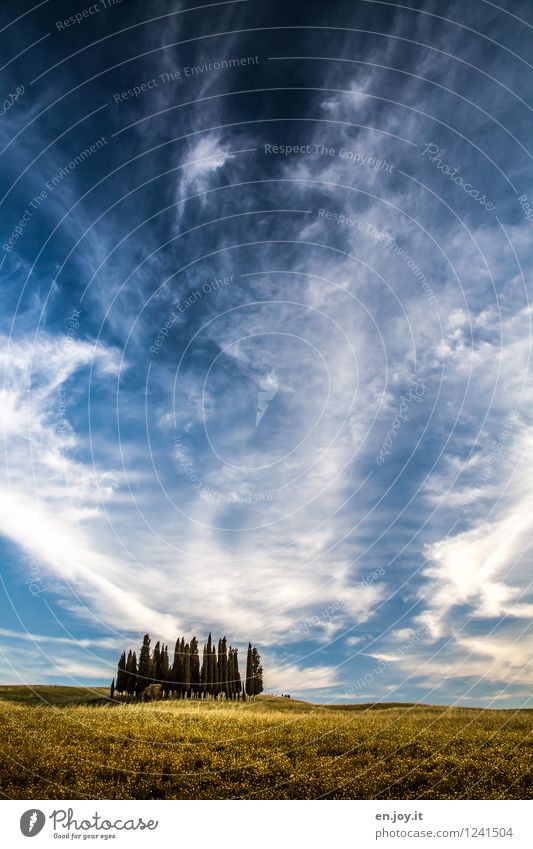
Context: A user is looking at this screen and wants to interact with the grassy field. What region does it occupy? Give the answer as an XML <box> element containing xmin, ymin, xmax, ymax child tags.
<box><xmin>0</xmin><ymin>686</ymin><xmax>531</xmax><ymax>799</ymax></box>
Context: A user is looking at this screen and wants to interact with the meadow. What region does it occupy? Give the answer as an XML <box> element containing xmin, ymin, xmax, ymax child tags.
<box><xmin>0</xmin><ymin>686</ymin><xmax>531</xmax><ymax>799</ymax></box>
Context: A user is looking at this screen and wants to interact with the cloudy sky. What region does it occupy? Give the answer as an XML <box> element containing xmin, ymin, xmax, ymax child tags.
<box><xmin>0</xmin><ymin>0</ymin><xmax>532</xmax><ymax>705</ymax></box>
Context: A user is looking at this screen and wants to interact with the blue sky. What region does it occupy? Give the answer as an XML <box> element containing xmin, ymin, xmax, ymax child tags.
<box><xmin>0</xmin><ymin>0</ymin><xmax>532</xmax><ymax>705</ymax></box>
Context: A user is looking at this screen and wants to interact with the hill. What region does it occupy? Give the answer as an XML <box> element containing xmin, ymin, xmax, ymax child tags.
<box><xmin>0</xmin><ymin>684</ymin><xmax>110</xmax><ymax>707</ymax></box>
<box><xmin>0</xmin><ymin>686</ymin><xmax>531</xmax><ymax>799</ymax></box>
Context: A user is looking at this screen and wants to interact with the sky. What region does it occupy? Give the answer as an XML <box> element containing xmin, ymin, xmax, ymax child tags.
<box><xmin>0</xmin><ymin>0</ymin><xmax>532</xmax><ymax>706</ymax></box>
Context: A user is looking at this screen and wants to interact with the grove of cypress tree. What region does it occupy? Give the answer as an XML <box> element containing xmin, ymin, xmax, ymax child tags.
<box><xmin>118</xmin><ymin>634</ymin><xmax>263</xmax><ymax>703</ymax></box>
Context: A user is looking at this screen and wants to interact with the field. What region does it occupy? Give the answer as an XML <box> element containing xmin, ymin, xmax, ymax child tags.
<box><xmin>0</xmin><ymin>686</ymin><xmax>532</xmax><ymax>799</ymax></box>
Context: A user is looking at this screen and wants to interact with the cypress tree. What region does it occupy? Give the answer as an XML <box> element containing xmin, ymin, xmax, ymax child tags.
<box><xmin>252</xmin><ymin>647</ymin><xmax>264</xmax><ymax>696</ymax></box>
<box><xmin>151</xmin><ymin>640</ymin><xmax>162</xmax><ymax>685</ymax></box>
<box><xmin>234</xmin><ymin>647</ymin><xmax>241</xmax><ymax>697</ymax></box>
<box><xmin>206</xmin><ymin>633</ymin><xmax>214</xmax><ymax>698</ymax></box>
<box><xmin>136</xmin><ymin>634</ymin><xmax>151</xmax><ymax>698</ymax></box>
<box><xmin>172</xmin><ymin>637</ymin><xmax>183</xmax><ymax>698</ymax></box>
<box><xmin>180</xmin><ymin>637</ymin><xmax>186</xmax><ymax>697</ymax></box>
<box><xmin>123</xmin><ymin>650</ymin><xmax>132</xmax><ymax>696</ymax></box>
<box><xmin>245</xmin><ymin>643</ymin><xmax>253</xmax><ymax>697</ymax></box>
<box><xmin>227</xmin><ymin>648</ymin><xmax>235</xmax><ymax>700</ymax></box>
<box><xmin>183</xmin><ymin>642</ymin><xmax>191</xmax><ymax>698</ymax></box>
<box><xmin>200</xmin><ymin>641</ymin><xmax>208</xmax><ymax>698</ymax></box>
<box><xmin>161</xmin><ymin>644</ymin><xmax>170</xmax><ymax>698</ymax></box>
<box><xmin>212</xmin><ymin>640</ymin><xmax>219</xmax><ymax>698</ymax></box>
<box><xmin>127</xmin><ymin>651</ymin><xmax>138</xmax><ymax>697</ymax></box>
<box><xmin>190</xmin><ymin>637</ymin><xmax>200</xmax><ymax>698</ymax></box>
<box><xmin>218</xmin><ymin>637</ymin><xmax>228</xmax><ymax>698</ymax></box>
<box><xmin>116</xmin><ymin>651</ymin><xmax>127</xmax><ymax>694</ymax></box>
<box><xmin>110</xmin><ymin>677</ymin><xmax>115</xmax><ymax>700</ymax></box>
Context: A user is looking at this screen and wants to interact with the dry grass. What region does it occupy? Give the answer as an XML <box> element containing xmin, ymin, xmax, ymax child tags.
<box><xmin>0</xmin><ymin>690</ymin><xmax>531</xmax><ymax>799</ymax></box>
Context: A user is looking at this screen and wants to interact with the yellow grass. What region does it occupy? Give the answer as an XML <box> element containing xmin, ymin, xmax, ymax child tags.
<box><xmin>0</xmin><ymin>694</ymin><xmax>531</xmax><ymax>799</ymax></box>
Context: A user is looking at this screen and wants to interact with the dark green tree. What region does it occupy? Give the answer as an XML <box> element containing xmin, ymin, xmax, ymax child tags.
<box><xmin>110</xmin><ymin>678</ymin><xmax>115</xmax><ymax>700</ymax></box>
<box><xmin>126</xmin><ymin>650</ymin><xmax>137</xmax><ymax>697</ymax></box>
<box><xmin>234</xmin><ymin>648</ymin><xmax>241</xmax><ymax>698</ymax></box>
<box><xmin>179</xmin><ymin>637</ymin><xmax>186</xmax><ymax>696</ymax></box>
<box><xmin>161</xmin><ymin>644</ymin><xmax>170</xmax><ymax>698</ymax></box>
<box><xmin>200</xmin><ymin>641</ymin><xmax>208</xmax><ymax>698</ymax></box>
<box><xmin>212</xmin><ymin>640</ymin><xmax>219</xmax><ymax>697</ymax></box>
<box><xmin>183</xmin><ymin>642</ymin><xmax>191</xmax><ymax>698</ymax></box>
<box><xmin>227</xmin><ymin>648</ymin><xmax>235</xmax><ymax>700</ymax></box>
<box><xmin>251</xmin><ymin>647</ymin><xmax>264</xmax><ymax>696</ymax></box>
<box><xmin>206</xmin><ymin>633</ymin><xmax>214</xmax><ymax>698</ymax></box>
<box><xmin>116</xmin><ymin>651</ymin><xmax>127</xmax><ymax>694</ymax></box>
<box><xmin>136</xmin><ymin>633</ymin><xmax>151</xmax><ymax>698</ymax></box>
<box><xmin>245</xmin><ymin>643</ymin><xmax>253</xmax><ymax>697</ymax></box>
<box><xmin>190</xmin><ymin>637</ymin><xmax>200</xmax><ymax>698</ymax></box>
<box><xmin>151</xmin><ymin>640</ymin><xmax>162</xmax><ymax>684</ymax></box>
<box><xmin>218</xmin><ymin>637</ymin><xmax>228</xmax><ymax>698</ymax></box>
<box><xmin>172</xmin><ymin>637</ymin><xmax>183</xmax><ymax>698</ymax></box>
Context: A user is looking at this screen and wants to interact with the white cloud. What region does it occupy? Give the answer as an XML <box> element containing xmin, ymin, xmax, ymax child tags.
<box><xmin>0</xmin><ymin>333</ymin><xmax>183</xmax><ymax>640</ymax></box>
<box><xmin>181</xmin><ymin>134</ymin><xmax>235</xmax><ymax>196</ymax></box>
<box><xmin>0</xmin><ymin>628</ymin><xmax>122</xmax><ymax>649</ymax></box>
<box><xmin>265</xmin><ymin>660</ymin><xmax>339</xmax><ymax>693</ymax></box>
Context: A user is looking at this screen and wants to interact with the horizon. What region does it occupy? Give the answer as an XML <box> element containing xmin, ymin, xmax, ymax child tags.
<box><xmin>2</xmin><ymin>683</ymin><xmax>533</xmax><ymax>712</ymax></box>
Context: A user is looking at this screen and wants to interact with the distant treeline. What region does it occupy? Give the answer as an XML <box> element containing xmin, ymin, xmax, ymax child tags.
<box><xmin>112</xmin><ymin>633</ymin><xmax>263</xmax><ymax>701</ymax></box>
